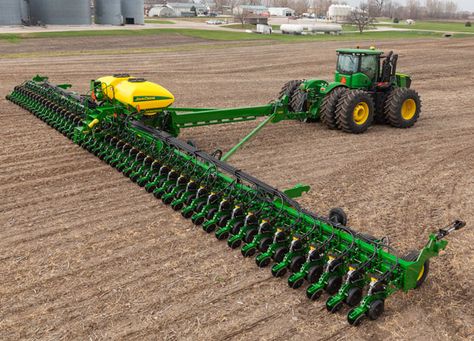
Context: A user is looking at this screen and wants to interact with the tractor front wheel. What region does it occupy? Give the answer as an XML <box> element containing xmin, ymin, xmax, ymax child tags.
<box><xmin>290</xmin><ymin>88</ymin><xmax>311</xmax><ymax>120</ymax></box>
<box><xmin>278</xmin><ymin>80</ymin><xmax>303</xmax><ymax>112</ymax></box>
<box><xmin>336</xmin><ymin>90</ymin><xmax>374</xmax><ymax>134</ymax></box>
<box><xmin>384</xmin><ymin>88</ymin><xmax>421</xmax><ymax>128</ymax></box>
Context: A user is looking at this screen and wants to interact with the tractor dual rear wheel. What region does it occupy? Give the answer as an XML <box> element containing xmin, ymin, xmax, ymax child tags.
<box><xmin>336</xmin><ymin>90</ymin><xmax>375</xmax><ymax>133</ymax></box>
<box><xmin>320</xmin><ymin>87</ymin><xmax>348</xmax><ymax>129</ymax></box>
<box><xmin>384</xmin><ymin>88</ymin><xmax>421</xmax><ymax>128</ymax></box>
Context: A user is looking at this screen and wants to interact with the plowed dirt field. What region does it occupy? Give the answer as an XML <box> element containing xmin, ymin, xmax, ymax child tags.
<box><xmin>1</xmin><ymin>35</ymin><xmax>473</xmax><ymax>340</ymax></box>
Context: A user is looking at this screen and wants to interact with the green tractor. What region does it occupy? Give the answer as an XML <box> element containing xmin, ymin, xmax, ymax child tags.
<box><xmin>283</xmin><ymin>47</ymin><xmax>421</xmax><ymax>133</ymax></box>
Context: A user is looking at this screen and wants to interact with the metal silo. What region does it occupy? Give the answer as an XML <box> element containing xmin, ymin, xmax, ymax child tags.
<box><xmin>30</xmin><ymin>0</ymin><xmax>91</xmax><ymax>25</ymax></box>
<box><xmin>121</xmin><ymin>0</ymin><xmax>144</xmax><ymax>25</ymax></box>
<box><xmin>0</xmin><ymin>0</ymin><xmax>22</xmax><ymax>25</ymax></box>
<box><xmin>20</xmin><ymin>0</ymin><xmax>31</xmax><ymax>25</ymax></box>
<box><xmin>95</xmin><ymin>0</ymin><xmax>123</xmax><ymax>25</ymax></box>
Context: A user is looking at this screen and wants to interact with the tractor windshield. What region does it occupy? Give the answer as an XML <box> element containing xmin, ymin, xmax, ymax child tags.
<box><xmin>337</xmin><ymin>54</ymin><xmax>359</xmax><ymax>74</ymax></box>
<box><xmin>360</xmin><ymin>55</ymin><xmax>378</xmax><ymax>80</ymax></box>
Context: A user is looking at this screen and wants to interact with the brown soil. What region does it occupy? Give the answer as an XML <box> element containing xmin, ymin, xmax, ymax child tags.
<box><xmin>0</xmin><ymin>35</ymin><xmax>473</xmax><ymax>340</ymax></box>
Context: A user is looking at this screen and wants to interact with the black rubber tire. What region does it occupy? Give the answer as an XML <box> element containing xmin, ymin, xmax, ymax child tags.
<box><xmin>329</xmin><ymin>207</ymin><xmax>348</xmax><ymax>226</ymax></box>
<box><xmin>367</xmin><ymin>299</ymin><xmax>384</xmax><ymax>320</ymax></box>
<box><xmin>384</xmin><ymin>87</ymin><xmax>421</xmax><ymax>128</ymax></box>
<box><xmin>289</xmin><ymin>88</ymin><xmax>309</xmax><ymax>118</ymax></box>
<box><xmin>258</xmin><ymin>237</ymin><xmax>272</xmax><ymax>252</ymax></box>
<box><xmin>307</xmin><ymin>288</ymin><xmax>322</xmax><ymax>301</ymax></box>
<box><xmin>192</xmin><ymin>215</ymin><xmax>204</xmax><ymax>226</ymax></box>
<box><xmin>320</xmin><ymin>87</ymin><xmax>348</xmax><ymax>129</ymax></box>
<box><xmin>403</xmin><ymin>250</ymin><xmax>430</xmax><ymax>288</ymax></box>
<box><xmin>185</xmin><ymin>194</ymin><xmax>195</xmax><ymax>205</ymax></box>
<box><xmin>335</xmin><ymin>90</ymin><xmax>375</xmax><ymax>133</ymax></box>
<box><xmin>289</xmin><ymin>278</ymin><xmax>304</xmax><ymax>289</ymax></box>
<box><xmin>215</xmin><ymin>230</ymin><xmax>229</xmax><ymax>241</ymax></box>
<box><xmin>326</xmin><ymin>276</ymin><xmax>343</xmax><ymax>295</ymax></box>
<box><xmin>345</xmin><ymin>287</ymin><xmax>363</xmax><ymax>307</ymax></box>
<box><xmin>273</xmin><ymin>247</ymin><xmax>289</xmax><ymax>263</ymax></box>
<box><xmin>182</xmin><ymin>210</ymin><xmax>193</xmax><ymax>219</ymax></box>
<box><xmin>328</xmin><ymin>301</ymin><xmax>343</xmax><ymax>313</ymax></box>
<box><xmin>244</xmin><ymin>229</ymin><xmax>257</xmax><ymax>243</ymax></box>
<box><xmin>256</xmin><ymin>257</ymin><xmax>271</xmax><ymax>268</ymax></box>
<box><xmin>374</xmin><ymin>91</ymin><xmax>390</xmax><ymax>124</ymax></box>
<box><xmin>228</xmin><ymin>239</ymin><xmax>241</xmax><ymax>249</ymax></box>
<box><xmin>206</xmin><ymin>208</ymin><xmax>218</xmax><ymax>220</ymax></box>
<box><xmin>231</xmin><ymin>221</ymin><xmax>244</xmax><ymax>235</ymax></box>
<box><xmin>217</xmin><ymin>215</ymin><xmax>230</xmax><ymax>227</ymax></box>
<box><xmin>306</xmin><ymin>265</ymin><xmax>323</xmax><ymax>283</ymax></box>
<box><xmin>289</xmin><ymin>256</ymin><xmax>305</xmax><ymax>273</ymax></box>
<box><xmin>203</xmin><ymin>223</ymin><xmax>216</xmax><ymax>233</ymax></box>
<box><xmin>242</xmin><ymin>247</ymin><xmax>256</xmax><ymax>258</ymax></box>
<box><xmin>271</xmin><ymin>267</ymin><xmax>287</xmax><ymax>278</ymax></box>
<box><xmin>193</xmin><ymin>201</ymin><xmax>205</xmax><ymax>214</ymax></box>
<box><xmin>278</xmin><ymin>80</ymin><xmax>303</xmax><ymax>101</ymax></box>
<box><xmin>171</xmin><ymin>202</ymin><xmax>183</xmax><ymax>211</ymax></box>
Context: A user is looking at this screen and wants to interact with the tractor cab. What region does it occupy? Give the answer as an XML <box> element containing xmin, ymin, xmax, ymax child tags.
<box><xmin>335</xmin><ymin>48</ymin><xmax>386</xmax><ymax>88</ymax></box>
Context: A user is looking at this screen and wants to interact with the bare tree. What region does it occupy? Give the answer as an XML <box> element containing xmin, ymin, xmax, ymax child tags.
<box><xmin>290</xmin><ymin>0</ymin><xmax>310</xmax><ymax>15</ymax></box>
<box><xmin>235</xmin><ymin>8</ymin><xmax>251</xmax><ymax>27</ymax></box>
<box><xmin>372</xmin><ymin>0</ymin><xmax>384</xmax><ymax>16</ymax></box>
<box><xmin>406</xmin><ymin>0</ymin><xmax>420</xmax><ymax>19</ymax></box>
<box><xmin>350</xmin><ymin>5</ymin><xmax>375</xmax><ymax>33</ymax></box>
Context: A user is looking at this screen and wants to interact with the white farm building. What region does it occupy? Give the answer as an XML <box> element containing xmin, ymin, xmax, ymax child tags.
<box><xmin>268</xmin><ymin>7</ymin><xmax>295</xmax><ymax>17</ymax></box>
<box><xmin>148</xmin><ymin>5</ymin><xmax>176</xmax><ymax>17</ymax></box>
<box><xmin>327</xmin><ymin>4</ymin><xmax>354</xmax><ymax>22</ymax></box>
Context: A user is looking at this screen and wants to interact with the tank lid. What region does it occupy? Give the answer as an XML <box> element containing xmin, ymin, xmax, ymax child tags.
<box><xmin>128</xmin><ymin>78</ymin><xmax>147</xmax><ymax>83</ymax></box>
<box><xmin>113</xmin><ymin>73</ymin><xmax>131</xmax><ymax>78</ymax></box>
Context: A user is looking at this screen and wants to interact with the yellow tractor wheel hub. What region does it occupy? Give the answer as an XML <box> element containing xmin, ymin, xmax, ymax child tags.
<box><xmin>353</xmin><ymin>102</ymin><xmax>369</xmax><ymax>125</ymax></box>
<box><xmin>401</xmin><ymin>98</ymin><xmax>416</xmax><ymax>120</ymax></box>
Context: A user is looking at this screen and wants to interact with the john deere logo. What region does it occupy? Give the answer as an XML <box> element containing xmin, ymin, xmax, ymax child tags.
<box><xmin>133</xmin><ymin>96</ymin><xmax>172</xmax><ymax>102</ymax></box>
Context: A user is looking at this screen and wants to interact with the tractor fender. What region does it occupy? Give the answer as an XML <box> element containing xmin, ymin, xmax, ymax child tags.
<box><xmin>319</xmin><ymin>82</ymin><xmax>348</xmax><ymax>95</ymax></box>
<box><xmin>299</xmin><ymin>79</ymin><xmax>329</xmax><ymax>91</ymax></box>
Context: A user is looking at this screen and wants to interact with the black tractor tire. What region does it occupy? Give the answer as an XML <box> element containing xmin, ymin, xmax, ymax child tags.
<box><xmin>244</xmin><ymin>229</ymin><xmax>257</xmax><ymax>243</ymax></box>
<box><xmin>273</xmin><ymin>247</ymin><xmax>289</xmax><ymax>263</ymax></box>
<box><xmin>329</xmin><ymin>207</ymin><xmax>348</xmax><ymax>226</ymax></box>
<box><xmin>384</xmin><ymin>87</ymin><xmax>421</xmax><ymax>128</ymax></box>
<box><xmin>306</xmin><ymin>265</ymin><xmax>323</xmax><ymax>283</ymax></box>
<box><xmin>278</xmin><ymin>80</ymin><xmax>303</xmax><ymax>101</ymax></box>
<box><xmin>403</xmin><ymin>250</ymin><xmax>430</xmax><ymax>289</ymax></box>
<box><xmin>326</xmin><ymin>276</ymin><xmax>343</xmax><ymax>295</ymax></box>
<box><xmin>336</xmin><ymin>90</ymin><xmax>375</xmax><ymax>133</ymax></box>
<box><xmin>258</xmin><ymin>237</ymin><xmax>273</xmax><ymax>252</ymax></box>
<box><xmin>320</xmin><ymin>87</ymin><xmax>348</xmax><ymax>129</ymax></box>
<box><xmin>290</xmin><ymin>88</ymin><xmax>310</xmax><ymax>118</ymax></box>
<box><xmin>374</xmin><ymin>91</ymin><xmax>390</xmax><ymax>124</ymax></box>
<box><xmin>345</xmin><ymin>287</ymin><xmax>363</xmax><ymax>307</ymax></box>
<box><xmin>289</xmin><ymin>278</ymin><xmax>304</xmax><ymax>289</ymax></box>
<box><xmin>289</xmin><ymin>255</ymin><xmax>306</xmax><ymax>273</ymax></box>
<box><xmin>367</xmin><ymin>299</ymin><xmax>385</xmax><ymax>320</ymax></box>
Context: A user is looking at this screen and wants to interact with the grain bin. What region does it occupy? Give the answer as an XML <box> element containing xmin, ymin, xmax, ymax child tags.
<box><xmin>121</xmin><ymin>0</ymin><xmax>144</xmax><ymax>25</ymax></box>
<box><xmin>20</xmin><ymin>0</ymin><xmax>30</xmax><ymax>24</ymax></box>
<box><xmin>95</xmin><ymin>0</ymin><xmax>123</xmax><ymax>25</ymax></box>
<box><xmin>30</xmin><ymin>0</ymin><xmax>91</xmax><ymax>25</ymax></box>
<box><xmin>0</xmin><ymin>0</ymin><xmax>22</xmax><ymax>25</ymax></box>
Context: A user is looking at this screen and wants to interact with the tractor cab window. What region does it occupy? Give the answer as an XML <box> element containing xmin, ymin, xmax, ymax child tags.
<box><xmin>337</xmin><ymin>54</ymin><xmax>359</xmax><ymax>74</ymax></box>
<box><xmin>360</xmin><ymin>55</ymin><xmax>378</xmax><ymax>80</ymax></box>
